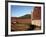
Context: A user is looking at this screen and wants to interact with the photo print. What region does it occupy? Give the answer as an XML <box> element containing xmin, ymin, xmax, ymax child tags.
<box><xmin>5</xmin><ymin>1</ymin><xmax>45</xmax><ymax>36</ymax></box>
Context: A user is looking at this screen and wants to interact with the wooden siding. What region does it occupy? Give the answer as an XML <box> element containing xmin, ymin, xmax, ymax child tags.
<box><xmin>32</xmin><ymin>7</ymin><xmax>41</xmax><ymax>20</ymax></box>
<box><xmin>11</xmin><ymin>18</ymin><xmax>31</xmax><ymax>23</ymax></box>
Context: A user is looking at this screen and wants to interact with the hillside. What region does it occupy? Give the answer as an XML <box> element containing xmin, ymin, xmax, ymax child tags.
<box><xmin>16</xmin><ymin>14</ymin><xmax>31</xmax><ymax>19</ymax></box>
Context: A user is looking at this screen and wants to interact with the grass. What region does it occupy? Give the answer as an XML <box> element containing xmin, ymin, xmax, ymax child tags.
<box><xmin>11</xmin><ymin>22</ymin><xmax>41</xmax><ymax>31</ymax></box>
<box><xmin>15</xmin><ymin>23</ymin><xmax>32</xmax><ymax>26</ymax></box>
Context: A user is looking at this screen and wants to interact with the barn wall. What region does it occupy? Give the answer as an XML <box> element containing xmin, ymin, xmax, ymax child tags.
<box><xmin>31</xmin><ymin>7</ymin><xmax>41</xmax><ymax>26</ymax></box>
<box><xmin>32</xmin><ymin>20</ymin><xmax>41</xmax><ymax>26</ymax></box>
<box><xmin>32</xmin><ymin>7</ymin><xmax>41</xmax><ymax>20</ymax></box>
<box><xmin>12</xmin><ymin>18</ymin><xmax>31</xmax><ymax>23</ymax></box>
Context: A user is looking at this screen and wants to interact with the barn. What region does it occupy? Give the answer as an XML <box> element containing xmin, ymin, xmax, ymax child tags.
<box><xmin>31</xmin><ymin>7</ymin><xmax>41</xmax><ymax>26</ymax></box>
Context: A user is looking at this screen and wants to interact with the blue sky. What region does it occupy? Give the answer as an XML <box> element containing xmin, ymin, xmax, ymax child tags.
<box><xmin>11</xmin><ymin>5</ymin><xmax>34</xmax><ymax>17</ymax></box>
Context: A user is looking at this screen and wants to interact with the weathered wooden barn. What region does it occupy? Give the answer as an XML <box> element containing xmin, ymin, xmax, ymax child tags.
<box><xmin>31</xmin><ymin>7</ymin><xmax>41</xmax><ymax>26</ymax></box>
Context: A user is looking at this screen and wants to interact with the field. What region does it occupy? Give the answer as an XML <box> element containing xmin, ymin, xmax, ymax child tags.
<box><xmin>11</xmin><ymin>22</ymin><xmax>41</xmax><ymax>31</ymax></box>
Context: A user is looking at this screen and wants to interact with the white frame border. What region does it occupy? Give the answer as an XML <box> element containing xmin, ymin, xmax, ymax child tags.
<box><xmin>8</xmin><ymin>2</ymin><xmax>44</xmax><ymax>35</ymax></box>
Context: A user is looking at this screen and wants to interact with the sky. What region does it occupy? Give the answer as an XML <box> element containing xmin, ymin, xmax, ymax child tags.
<box><xmin>11</xmin><ymin>5</ymin><xmax>34</xmax><ymax>17</ymax></box>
